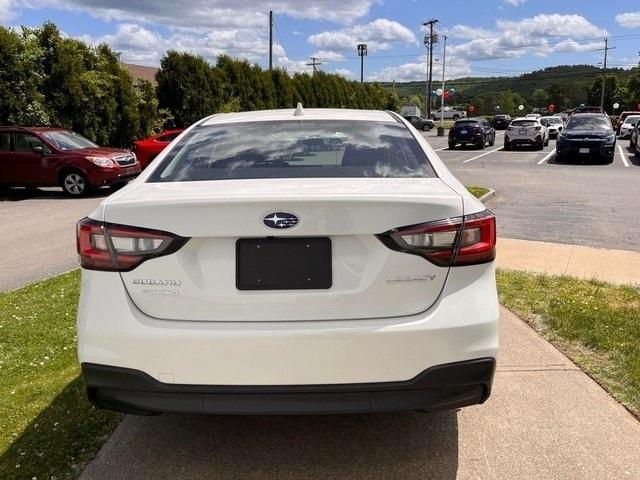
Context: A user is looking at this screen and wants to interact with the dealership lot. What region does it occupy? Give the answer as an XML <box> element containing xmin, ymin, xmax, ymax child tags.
<box><xmin>423</xmin><ymin>130</ymin><xmax>640</xmax><ymax>252</ymax></box>
<box><xmin>1</xmin><ymin>130</ymin><xmax>639</xmax><ymax>291</ymax></box>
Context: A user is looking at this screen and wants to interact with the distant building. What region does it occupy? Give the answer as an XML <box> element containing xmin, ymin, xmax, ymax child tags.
<box><xmin>121</xmin><ymin>63</ymin><xmax>159</xmax><ymax>83</ymax></box>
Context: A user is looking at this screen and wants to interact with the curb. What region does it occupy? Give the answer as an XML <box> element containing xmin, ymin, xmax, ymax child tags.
<box><xmin>478</xmin><ymin>188</ymin><xmax>495</xmax><ymax>203</ymax></box>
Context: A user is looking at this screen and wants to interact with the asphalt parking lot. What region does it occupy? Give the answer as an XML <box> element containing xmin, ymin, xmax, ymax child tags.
<box><xmin>423</xmin><ymin>130</ymin><xmax>640</xmax><ymax>251</ymax></box>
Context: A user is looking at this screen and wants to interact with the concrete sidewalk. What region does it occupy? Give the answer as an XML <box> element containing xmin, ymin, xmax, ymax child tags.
<box><xmin>497</xmin><ymin>237</ymin><xmax>640</xmax><ymax>285</ymax></box>
<box><xmin>80</xmin><ymin>308</ymin><xmax>640</xmax><ymax>480</ymax></box>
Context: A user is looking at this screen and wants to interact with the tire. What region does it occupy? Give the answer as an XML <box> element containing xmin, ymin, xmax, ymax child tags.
<box><xmin>477</xmin><ymin>138</ymin><xmax>485</xmax><ymax>150</ymax></box>
<box><xmin>489</xmin><ymin>135</ymin><xmax>495</xmax><ymax>147</ymax></box>
<box><xmin>555</xmin><ymin>152</ymin><xmax>563</xmax><ymax>163</ymax></box>
<box><xmin>422</xmin><ymin>124</ymin><xmax>430</xmax><ymax>132</ymax></box>
<box><xmin>60</xmin><ymin>171</ymin><xmax>90</xmax><ymax>196</ymax></box>
<box><xmin>448</xmin><ymin>142</ymin><xmax>456</xmax><ymax>150</ymax></box>
<box><xmin>504</xmin><ymin>141</ymin><xmax>511</xmax><ymax>151</ymax></box>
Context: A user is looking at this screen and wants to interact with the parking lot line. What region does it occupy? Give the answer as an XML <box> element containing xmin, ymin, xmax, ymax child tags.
<box><xmin>537</xmin><ymin>150</ymin><xmax>556</xmax><ymax>165</ymax></box>
<box><xmin>434</xmin><ymin>146</ymin><xmax>449</xmax><ymax>151</ymax></box>
<box><xmin>462</xmin><ymin>146</ymin><xmax>503</xmax><ymax>164</ymax></box>
<box><xmin>617</xmin><ymin>144</ymin><xmax>630</xmax><ymax>168</ymax></box>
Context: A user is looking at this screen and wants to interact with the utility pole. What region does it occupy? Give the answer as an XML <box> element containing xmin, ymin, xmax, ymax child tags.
<box><xmin>357</xmin><ymin>44</ymin><xmax>368</xmax><ymax>83</ymax></box>
<box><xmin>440</xmin><ymin>35</ymin><xmax>447</xmax><ymax>131</ymax></box>
<box><xmin>306</xmin><ymin>57</ymin><xmax>322</xmax><ymax>75</ymax></box>
<box><xmin>423</xmin><ymin>19</ymin><xmax>439</xmax><ymax>119</ymax></box>
<box><xmin>599</xmin><ymin>38</ymin><xmax>615</xmax><ymax>110</ymax></box>
<box><xmin>268</xmin><ymin>11</ymin><xmax>273</xmax><ymax>70</ymax></box>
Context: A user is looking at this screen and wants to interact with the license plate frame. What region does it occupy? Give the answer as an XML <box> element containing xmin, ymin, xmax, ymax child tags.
<box><xmin>236</xmin><ymin>237</ymin><xmax>332</xmax><ymax>290</ymax></box>
<box><xmin>579</xmin><ymin>147</ymin><xmax>590</xmax><ymax>154</ymax></box>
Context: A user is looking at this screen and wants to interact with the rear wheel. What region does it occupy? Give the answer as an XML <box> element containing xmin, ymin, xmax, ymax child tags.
<box><xmin>489</xmin><ymin>135</ymin><xmax>495</xmax><ymax>147</ymax></box>
<box><xmin>422</xmin><ymin>124</ymin><xmax>430</xmax><ymax>132</ymax></box>
<box><xmin>61</xmin><ymin>171</ymin><xmax>90</xmax><ymax>196</ymax></box>
<box><xmin>503</xmin><ymin>140</ymin><xmax>511</xmax><ymax>151</ymax></box>
<box><xmin>477</xmin><ymin>139</ymin><xmax>485</xmax><ymax>150</ymax></box>
<box><xmin>448</xmin><ymin>141</ymin><xmax>456</xmax><ymax>150</ymax></box>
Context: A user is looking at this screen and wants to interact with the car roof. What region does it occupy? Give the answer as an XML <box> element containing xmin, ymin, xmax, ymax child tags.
<box><xmin>512</xmin><ymin>117</ymin><xmax>539</xmax><ymax>121</ymax></box>
<box><xmin>200</xmin><ymin>108</ymin><xmax>397</xmax><ymax>126</ymax></box>
<box><xmin>569</xmin><ymin>113</ymin><xmax>608</xmax><ymax>118</ymax></box>
<box><xmin>0</xmin><ymin>126</ymin><xmax>67</xmax><ymax>132</ymax></box>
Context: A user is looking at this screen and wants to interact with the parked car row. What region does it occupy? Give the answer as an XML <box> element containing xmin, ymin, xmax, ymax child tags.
<box><xmin>0</xmin><ymin>126</ymin><xmax>183</xmax><ymax>196</ymax></box>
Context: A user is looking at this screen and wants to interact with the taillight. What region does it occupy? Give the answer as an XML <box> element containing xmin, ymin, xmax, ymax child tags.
<box><xmin>76</xmin><ymin>217</ymin><xmax>188</xmax><ymax>271</ymax></box>
<box><xmin>377</xmin><ymin>210</ymin><xmax>496</xmax><ymax>267</ymax></box>
<box><xmin>507</xmin><ymin>126</ymin><xmax>514</xmax><ymax>131</ymax></box>
<box><xmin>534</xmin><ymin>126</ymin><xmax>542</xmax><ymax>131</ymax></box>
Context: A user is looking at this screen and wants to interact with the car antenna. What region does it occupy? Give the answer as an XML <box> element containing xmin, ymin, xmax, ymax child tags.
<box><xmin>294</xmin><ymin>102</ymin><xmax>305</xmax><ymax>116</ymax></box>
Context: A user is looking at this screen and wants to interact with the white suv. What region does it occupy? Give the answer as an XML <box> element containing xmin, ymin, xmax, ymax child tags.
<box><xmin>505</xmin><ymin>117</ymin><xmax>549</xmax><ymax>150</ymax></box>
<box><xmin>77</xmin><ymin>107</ymin><xmax>499</xmax><ymax>415</ymax></box>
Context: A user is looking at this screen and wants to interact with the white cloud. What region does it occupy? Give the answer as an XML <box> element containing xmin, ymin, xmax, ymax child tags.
<box><xmin>369</xmin><ymin>53</ymin><xmax>472</xmax><ymax>82</ymax></box>
<box><xmin>447</xmin><ymin>14</ymin><xmax>607</xmax><ymax>63</ymax></box>
<box><xmin>308</xmin><ymin>18</ymin><xmax>417</xmax><ymax>54</ymax></box>
<box><xmin>0</xmin><ymin>0</ymin><xmax>14</xmax><ymax>22</ymax></box>
<box><xmin>333</xmin><ymin>68</ymin><xmax>355</xmax><ymax>79</ymax></box>
<box><xmin>311</xmin><ymin>50</ymin><xmax>345</xmax><ymax>62</ymax></box>
<box><xmin>615</xmin><ymin>12</ymin><xmax>640</xmax><ymax>29</ymax></box>
<box><xmin>31</xmin><ymin>0</ymin><xmax>377</xmax><ymax>28</ymax></box>
<box><xmin>504</xmin><ymin>0</ymin><xmax>526</xmax><ymax>5</ymax></box>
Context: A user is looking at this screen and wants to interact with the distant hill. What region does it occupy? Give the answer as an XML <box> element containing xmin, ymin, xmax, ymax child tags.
<box><xmin>122</xmin><ymin>63</ymin><xmax>159</xmax><ymax>83</ymax></box>
<box><xmin>381</xmin><ymin>65</ymin><xmax>637</xmax><ymax>112</ymax></box>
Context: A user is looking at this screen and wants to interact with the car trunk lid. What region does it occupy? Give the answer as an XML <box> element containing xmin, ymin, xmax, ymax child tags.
<box><xmin>105</xmin><ymin>178</ymin><xmax>463</xmax><ymax>322</ymax></box>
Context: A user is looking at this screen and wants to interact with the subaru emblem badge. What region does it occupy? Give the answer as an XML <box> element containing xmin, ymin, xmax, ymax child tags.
<box><xmin>263</xmin><ymin>212</ymin><xmax>299</xmax><ymax>229</ymax></box>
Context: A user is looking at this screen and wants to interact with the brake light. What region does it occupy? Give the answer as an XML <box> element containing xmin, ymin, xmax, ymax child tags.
<box><xmin>534</xmin><ymin>126</ymin><xmax>542</xmax><ymax>131</ymax></box>
<box><xmin>76</xmin><ymin>218</ymin><xmax>189</xmax><ymax>271</ymax></box>
<box><xmin>377</xmin><ymin>210</ymin><xmax>496</xmax><ymax>267</ymax></box>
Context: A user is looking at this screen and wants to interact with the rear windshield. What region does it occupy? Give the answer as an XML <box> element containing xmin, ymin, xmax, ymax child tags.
<box><xmin>566</xmin><ymin>116</ymin><xmax>612</xmax><ymax>131</ymax></box>
<box><xmin>623</xmin><ymin>116</ymin><xmax>640</xmax><ymax>125</ymax></box>
<box><xmin>455</xmin><ymin>120</ymin><xmax>478</xmax><ymax>126</ymax></box>
<box><xmin>148</xmin><ymin>120</ymin><xmax>435</xmax><ymax>182</ymax></box>
<box><xmin>511</xmin><ymin>120</ymin><xmax>537</xmax><ymax>127</ymax></box>
<box><xmin>540</xmin><ymin>117</ymin><xmax>561</xmax><ymax>125</ymax></box>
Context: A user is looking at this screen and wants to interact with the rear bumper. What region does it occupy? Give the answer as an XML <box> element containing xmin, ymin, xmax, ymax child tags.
<box><xmin>556</xmin><ymin>142</ymin><xmax>615</xmax><ymax>158</ymax></box>
<box><xmin>83</xmin><ymin>358</ymin><xmax>496</xmax><ymax>415</ymax></box>
<box><xmin>78</xmin><ymin>265</ymin><xmax>499</xmax><ymax>387</ymax></box>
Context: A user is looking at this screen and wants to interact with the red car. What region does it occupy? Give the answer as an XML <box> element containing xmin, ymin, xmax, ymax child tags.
<box><xmin>0</xmin><ymin>126</ymin><xmax>140</xmax><ymax>196</ymax></box>
<box><xmin>133</xmin><ymin>129</ymin><xmax>184</xmax><ymax>169</ymax></box>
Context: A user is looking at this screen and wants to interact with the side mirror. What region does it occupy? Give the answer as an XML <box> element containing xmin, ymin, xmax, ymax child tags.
<box><xmin>32</xmin><ymin>146</ymin><xmax>48</xmax><ymax>155</ymax></box>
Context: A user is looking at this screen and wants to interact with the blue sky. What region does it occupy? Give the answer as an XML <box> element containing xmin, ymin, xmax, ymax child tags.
<box><xmin>2</xmin><ymin>0</ymin><xmax>639</xmax><ymax>81</ymax></box>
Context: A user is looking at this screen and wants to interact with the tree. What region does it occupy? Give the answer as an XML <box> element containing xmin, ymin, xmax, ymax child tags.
<box><xmin>587</xmin><ymin>74</ymin><xmax>617</xmax><ymax>110</ymax></box>
<box><xmin>156</xmin><ymin>51</ymin><xmax>218</xmax><ymax>127</ymax></box>
<box><xmin>497</xmin><ymin>90</ymin><xmax>516</xmax><ymax>115</ymax></box>
<box><xmin>531</xmin><ymin>88</ymin><xmax>550</xmax><ymax>110</ymax></box>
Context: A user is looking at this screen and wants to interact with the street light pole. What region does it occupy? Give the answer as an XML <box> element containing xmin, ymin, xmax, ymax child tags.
<box><xmin>440</xmin><ymin>35</ymin><xmax>447</xmax><ymax>130</ymax></box>
<box><xmin>357</xmin><ymin>44</ymin><xmax>367</xmax><ymax>83</ymax></box>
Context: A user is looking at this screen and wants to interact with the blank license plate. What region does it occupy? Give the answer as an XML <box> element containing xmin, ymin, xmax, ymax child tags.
<box><xmin>460</xmin><ymin>130</ymin><xmax>467</xmax><ymax>134</ymax></box>
<box><xmin>236</xmin><ymin>237</ymin><xmax>332</xmax><ymax>290</ymax></box>
<box><xmin>519</xmin><ymin>129</ymin><xmax>527</xmax><ymax>134</ymax></box>
<box><xmin>579</xmin><ymin>148</ymin><xmax>590</xmax><ymax>154</ymax></box>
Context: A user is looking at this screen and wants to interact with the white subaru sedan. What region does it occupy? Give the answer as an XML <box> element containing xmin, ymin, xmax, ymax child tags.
<box><xmin>77</xmin><ymin>106</ymin><xmax>499</xmax><ymax>415</ymax></box>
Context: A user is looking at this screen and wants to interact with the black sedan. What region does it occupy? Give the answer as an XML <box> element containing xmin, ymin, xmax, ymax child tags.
<box><xmin>556</xmin><ymin>113</ymin><xmax>616</xmax><ymax>164</ymax></box>
<box><xmin>492</xmin><ymin>115</ymin><xmax>512</xmax><ymax>130</ymax></box>
<box><xmin>448</xmin><ymin>118</ymin><xmax>496</xmax><ymax>150</ymax></box>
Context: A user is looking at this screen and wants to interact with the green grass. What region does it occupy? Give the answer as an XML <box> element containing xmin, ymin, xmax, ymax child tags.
<box><xmin>497</xmin><ymin>270</ymin><xmax>640</xmax><ymax>417</ymax></box>
<box><xmin>466</xmin><ymin>185</ymin><xmax>490</xmax><ymax>199</ymax></box>
<box><xmin>0</xmin><ymin>271</ymin><xmax>121</xmax><ymax>480</ymax></box>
